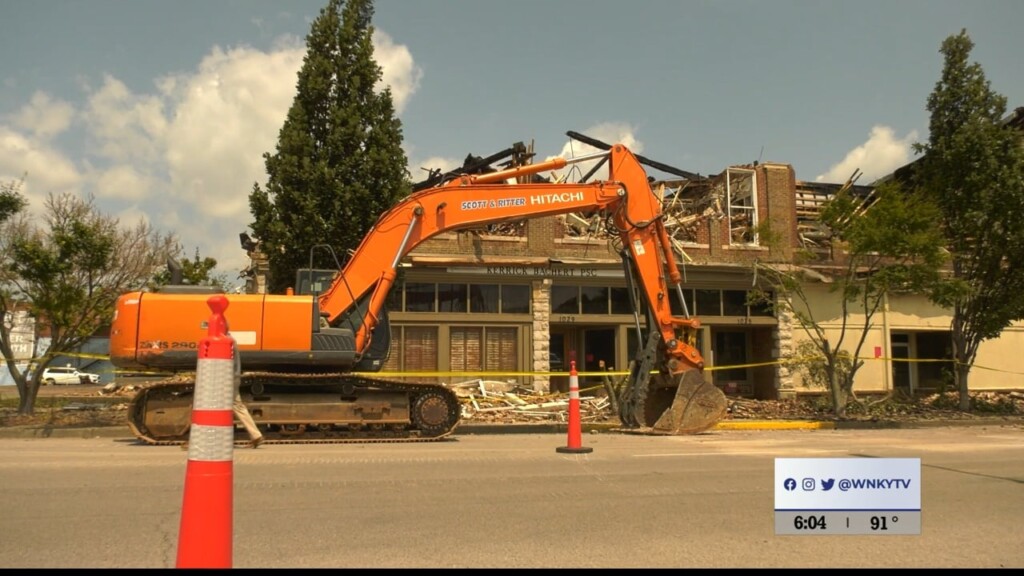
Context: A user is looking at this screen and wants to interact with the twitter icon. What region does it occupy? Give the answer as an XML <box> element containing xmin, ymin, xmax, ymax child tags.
<box><xmin>821</xmin><ymin>478</ymin><xmax>835</xmax><ymax>491</ymax></box>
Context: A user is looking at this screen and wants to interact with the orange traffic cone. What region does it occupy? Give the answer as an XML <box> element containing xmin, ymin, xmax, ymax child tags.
<box><xmin>176</xmin><ymin>295</ymin><xmax>236</xmax><ymax>568</ymax></box>
<box><xmin>557</xmin><ymin>360</ymin><xmax>593</xmax><ymax>454</ymax></box>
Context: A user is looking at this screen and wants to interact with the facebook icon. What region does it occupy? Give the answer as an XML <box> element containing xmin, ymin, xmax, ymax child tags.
<box><xmin>783</xmin><ymin>478</ymin><xmax>797</xmax><ymax>491</ymax></box>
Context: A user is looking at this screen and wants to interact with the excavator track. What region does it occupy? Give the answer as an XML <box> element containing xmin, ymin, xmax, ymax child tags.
<box><xmin>126</xmin><ymin>372</ymin><xmax>461</xmax><ymax>446</ymax></box>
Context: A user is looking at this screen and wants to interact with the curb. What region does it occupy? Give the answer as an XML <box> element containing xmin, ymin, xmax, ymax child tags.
<box><xmin>0</xmin><ymin>417</ymin><xmax>1020</xmax><ymax>440</ymax></box>
<box><xmin>716</xmin><ymin>420</ymin><xmax>835</xmax><ymax>430</ymax></box>
<box><xmin>458</xmin><ymin>420</ymin><xmax>836</xmax><ymax>434</ymax></box>
<box><xmin>830</xmin><ymin>417</ymin><xmax>1024</xmax><ymax>429</ymax></box>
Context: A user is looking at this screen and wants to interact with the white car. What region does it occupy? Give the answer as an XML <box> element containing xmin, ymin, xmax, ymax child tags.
<box><xmin>40</xmin><ymin>366</ymin><xmax>101</xmax><ymax>385</ymax></box>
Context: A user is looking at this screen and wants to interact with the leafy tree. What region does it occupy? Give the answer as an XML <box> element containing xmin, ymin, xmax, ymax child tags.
<box><xmin>0</xmin><ymin>179</ymin><xmax>30</xmax><ymax>395</ymax></box>
<box><xmin>913</xmin><ymin>30</ymin><xmax>1024</xmax><ymax>411</ymax></box>
<box><xmin>0</xmin><ymin>176</ymin><xmax>27</xmax><ymax>222</ymax></box>
<box><xmin>151</xmin><ymin>246</ymin><xmax>231</xmax><ymax>291</ymax></box>
<box><xmin>0</xmin><ymin>188</ymin><xmax>177</xmax><ymax>414</ymax></box>
<box><xmin>788</xmin><ymin>340</ymin><xmax>853</xmax><ymax>391</ymax></box>
<box><xmin>752</xmin><ymin>182</ymin><xmax>946</xmax><ymax>417</ymax></box>
<box><xmin>249</xmin><ymin>0</ymin><xmax>410</xmax><ymax>293</ymax></box>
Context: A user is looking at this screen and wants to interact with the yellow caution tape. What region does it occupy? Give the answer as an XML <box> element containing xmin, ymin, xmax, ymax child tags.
<box><xmin>8</xmin><ymin>349</ymin><xmax>1024</xmax><ymax>379</ymax></box>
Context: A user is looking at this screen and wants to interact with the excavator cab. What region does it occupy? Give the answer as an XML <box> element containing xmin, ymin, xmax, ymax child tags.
<box><xmin>295</xmin><ymin>268</ymin><xmax>337</xmax><ymax>296</ymax></box>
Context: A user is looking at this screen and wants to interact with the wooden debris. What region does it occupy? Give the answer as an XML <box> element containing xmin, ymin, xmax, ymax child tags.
<box><xmin>458</xmin><ymin>385</ymin><xmax>618</xmax><ymax>424</ymax></box>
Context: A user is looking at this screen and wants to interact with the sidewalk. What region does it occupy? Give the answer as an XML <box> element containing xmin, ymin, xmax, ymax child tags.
<box><xmin>1</xmin><ymin>415</ymin><xmax>1020</xmax><ymax>440</ymax></box>
<box><xmin>459</xmin><ymin>416</ymin><xmax>1024</xmax><ymax>434</ymax></box>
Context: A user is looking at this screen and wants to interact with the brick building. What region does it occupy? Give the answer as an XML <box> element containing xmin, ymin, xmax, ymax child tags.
<box><xmin>381</xmin><ymin>159</ymin><xmax>813</xmax><ymax>399</ymax></box>
<box><xmin>380</xmin><ymin>134</ymin><xmax>1024</xmax><ymax>399</ymax></box>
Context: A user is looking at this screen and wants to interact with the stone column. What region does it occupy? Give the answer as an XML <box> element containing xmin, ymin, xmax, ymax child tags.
<box><xmin>531</xmin><ymin>278</ymin><xmax>552</xmax><ymax>393</ymax></box>
<box><xmin>774</xmin><ymin>292</ymin><xmax>796</xmax><ymax>399</ymax></box>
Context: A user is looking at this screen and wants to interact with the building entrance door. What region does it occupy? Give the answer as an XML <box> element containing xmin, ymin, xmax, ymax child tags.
<box><xmin>549</xmin><ymin>329</ymin><xmax>576</xmax><ymax>393</ymax></box>
<box><xmin>712</xmin><ymin>329</ymin><xmax>750</xmax><ymax>396</ymax></box>
<box><xmin>582</xmin><ymin>328</ymin><xmax>616</xmax><ymax>395</ymax></box>
<box><xmin>891</xmin><ymin>333</ymin><xmax>912</xmax><ymax>393</ymax></box>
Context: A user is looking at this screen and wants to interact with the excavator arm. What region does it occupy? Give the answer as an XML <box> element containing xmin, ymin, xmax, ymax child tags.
<box><xmin>320</xmin><ymin>144</ymin><xmax>726</xmax><ymax>434</ymax></box>
<box><xmin>322</xmin><ymin>146</ymin><xmax>687</xmax><ymax>359</ymax></box>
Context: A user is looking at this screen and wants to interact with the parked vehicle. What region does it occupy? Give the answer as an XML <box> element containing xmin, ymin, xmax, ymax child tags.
<box><xmin>41</xmin><ymin>366</ymin><xmax>101</xmax><ymax>385</ymax></box>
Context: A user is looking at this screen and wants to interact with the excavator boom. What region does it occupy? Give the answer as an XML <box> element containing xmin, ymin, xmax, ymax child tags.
<box><xmin>321</xmin><ymin>147</ymin><xmax>699</xmax><ymax>369</ymax></box>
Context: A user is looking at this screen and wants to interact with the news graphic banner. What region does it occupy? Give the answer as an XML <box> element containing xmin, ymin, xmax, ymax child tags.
<box><xmin>774</xmin><ymin>458</ymin><xmax>921</xmax><ymax>535</ymax></box>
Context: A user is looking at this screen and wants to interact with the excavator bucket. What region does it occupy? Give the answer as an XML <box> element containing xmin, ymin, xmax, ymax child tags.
<box><xmin>635</xmin><ymin>370</ymin><xmax>728</xmax><ymax>434</ymax></box>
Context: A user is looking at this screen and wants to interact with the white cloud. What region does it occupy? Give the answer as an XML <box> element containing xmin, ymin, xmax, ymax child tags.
<box><xmin>409</xmin><ymin>123</ymin><xmax>645</xmax><ymax>187</ymax></box>
<box><xmin>567</xmin><ymin>122</ymin><xmax>644</xmax><ymax>156</ymax></box>
<box><xmin>373</xmin><ymin>29</ymin><xmax>422</xmax><ymax>115</ymax></box>
<box><xmin>11</xmin><ymin>91</ymin><xmax>74</xmax><ymax>139</ymax></box>
<box><xmin>549</xmin><ymin>122</ymin><xmax>643</xmax><ymax>181</ymax></box>
<box><xmin>110</xmin><ymin>205</ymin><xmax>152</xmax><ymax>229</ymax></box>
<box><xmin>4</xmin><ymin>28</ymin><xmax>421</xmax><ymax>278</ymax></box>
<box><xmin>84</xmin><ymin>76</ymin><xmax>168</xmax><ymax>164</ymax></box>
<box><xmin>161</xmin><ymin>44</ymin><xmax>304</xmax><ymax>217</ymax></box>
<box><xmin>0</xmin><ymin>126</ymin><xmax>82</xmax><ymax>214</ymax></box>
<box><xmin>95</xmin><ymin>165</ymin><xmax>153</xmax><ymax>202</ymax></box>
<box><xmin>815</xmin><ymin>125</ymin><xmax>917</xmax><ymax>184</ymax></box>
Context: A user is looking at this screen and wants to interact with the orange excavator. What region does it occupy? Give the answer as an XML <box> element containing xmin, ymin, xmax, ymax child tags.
<box><xmin>109</xmin><ymin>141</ymin><xmax>727</xmax><ymax>445</ymax></box>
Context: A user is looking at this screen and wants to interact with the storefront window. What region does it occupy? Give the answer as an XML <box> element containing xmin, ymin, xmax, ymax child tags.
<box><xmin>404</xmin><ymin>326</ymin><xmax>439</xmax><ymax>372</ymax></box>
<box><xmin>470</xmin><ymin>284</ymin><xmax>498</xmax><ymax>313</ymax></box>
<box><xmin>551</xmin><ymin>285</ymin><xmax>579</xmax><ymax>314</ymax></box>
<box><xmin>696</xmin><ymin>289</ymin><xmax>721</xmax><ymax>316</ymax></box>
<box><xmin>382</xmin><ymin>325</ymin><xmax>438</xmax><ymax>373</ymax></box>
<box><xmin>670</xmin><ymin>289</ymin><xmax>695</xmax><ymax>316</ymax></box>
<box><xmin>580</xmin><ymin>286</ymin><xmax>609</xmax><ymax>314</ymax></box>
<box><xmin>722</xmin><ymin>290</ymin><xmax>748</xmax><ymax>316</ymax></box>
<box><xmin>501</xmin><ymin>285</ymin><xmax>530</xmax><ymax>314</ymax></box>
<box><xmin>385</xmin><ymin>282</ymin><xmax>403</xmax><ymax>311</ymax></box>
<box><xmin>438</xmin><ymin>283</ymin><xmax>468</xmax><ymax>312</ymax></box>
<box><xmin>714</xmin><ymin>330</ymin><xmax>748</xmax><ymax>382</ymax></box>
<box><xmin>610</xmin><ymin>287</ymin><xmax>633</xmax><ymax>314</ymax></box>
<box><xmin>750</xmin><ymin>291</ymin><xmax>774</xmax><ymax>316</ymax></box>
<box><xmin>450</xmin><ymin>326</ymin><xmax>517</xmax><ymax>372</ymax></box>
<box><xmin>405</xmin><ymin>283</ymin><xmax>436</xmax><ymax>312</ymax></box>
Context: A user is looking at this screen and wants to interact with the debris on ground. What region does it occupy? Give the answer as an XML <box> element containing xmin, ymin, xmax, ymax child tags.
<box><xmin>456</xmin><ymin>386</ymin><xmax>1024</xmax><ymax>425</ymax></box>
<box><xmin>450</xmin><ymin>379</ymin><xmax>614</xmax><ymax>424</ymax></box>
<box><xmin>2</xmin><ymin>384</ymin><xmax>1023</xmax><ymax>429</ymax></box>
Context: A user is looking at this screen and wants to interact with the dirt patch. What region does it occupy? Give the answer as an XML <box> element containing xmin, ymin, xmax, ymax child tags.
<box><xmin>1</xmin><ymin>404</ymin><xmax>129</xmax><ymax>428</ymax></box>
<box><xmin>0</xmin><ymin>385</ymin><xmax>136</xmax><ymax>428</ymax></box>
<box><xmin>724</xmin><ymin>390</ymin><xmax>1024</xmax><ymax>422</ymax></box>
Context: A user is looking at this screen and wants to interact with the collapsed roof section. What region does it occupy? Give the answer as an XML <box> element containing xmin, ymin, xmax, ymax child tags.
<box><xmin>426</xmin><ymin>106</ymin><xmax>1023</xmax><ymax>262</ymax></box>
<box><xmin>793</xmin><ymin>175</ymin><xmax>876</xmax><ymax>253</ymax></box>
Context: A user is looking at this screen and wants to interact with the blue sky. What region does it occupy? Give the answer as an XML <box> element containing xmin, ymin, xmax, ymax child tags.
<box><xmin>1</xmin><ymin>0</ymin><xmax>1021</xmax><ymax>280</ymax></box>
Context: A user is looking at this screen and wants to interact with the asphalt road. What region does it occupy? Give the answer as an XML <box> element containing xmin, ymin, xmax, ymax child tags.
<box><xmin>0</xmin><ymin>426</ymin><xmax>1021</xmax><ymax>568</ymax></box>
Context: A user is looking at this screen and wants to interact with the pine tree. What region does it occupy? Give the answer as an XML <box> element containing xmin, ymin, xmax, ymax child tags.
<box><xmin>249</xmin><ymin>0</ymin><xmax>409</xmax><ymax>293</ymax></box>
<box><xmin>915</xmin><ymin>30</ymin><xmax>1024</xmax><ymax>411</ymax></box>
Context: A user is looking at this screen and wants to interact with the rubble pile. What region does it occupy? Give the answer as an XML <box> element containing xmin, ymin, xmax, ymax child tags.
<box><xmin>726</xmin><ymin>390</ymin><xmax>1024</xmax><ymax>421</ymax></box>
<box><xmin>922</xmin><ymin>390</ymin><xmax>1024</xmax><ymax>415</ymax></box>
<box><xmin>724</xmin><ymin>397</ymin><xmax>820</xmax><ymax>420</ymax></box>
<box><xmin>451</xmin><ymin>379</ymin><xmax>616</xmax><ymax>424</ymax></box>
